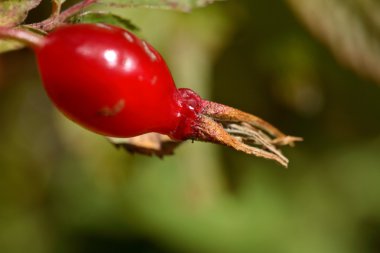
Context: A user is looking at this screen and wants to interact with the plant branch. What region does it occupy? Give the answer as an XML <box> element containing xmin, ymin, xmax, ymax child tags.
<box><xmin>59</xmin><ymin>0</ymin><xmax>97</xmax><ymax>23</ymax></box>
<box><xmin>0</xmin><ymin>27</ymin><xmax>44</xmax><ymax>49</ymax></box>
<box><xmin>28</xmin><ymin>0</ymin><xmax>97</xmax><ymax>31</ymax></box>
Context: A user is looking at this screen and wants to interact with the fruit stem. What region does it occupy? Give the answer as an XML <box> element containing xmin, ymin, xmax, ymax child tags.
<box><xmin>28</xmin><ymin>0</ymin><xmax>97</xmax><ymax>31</ymax></box>
<box><xmin>26</xmin><ymin>0</ymin><xmax>62</xmax><ymax>31</ymax></box>
<box><xmin>0</xmin><ymin>27</ymin><xmax>44</xmax><ymax>49</ymax></box>
<box><xmin>59</xmin><ymin>0</ymin><xmax>97</xmax><ymax>22</ymax></box>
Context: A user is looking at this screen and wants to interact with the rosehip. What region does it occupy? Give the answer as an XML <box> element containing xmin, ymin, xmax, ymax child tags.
<box><xmin>0</xmin><ymin>23</ymin><xmax>301</xmax><ymax>166</ymax></box>
<box><xmin>35</xmin><ymin>23</ymin><xmax>201</xmax><ymax>139</ymax></box>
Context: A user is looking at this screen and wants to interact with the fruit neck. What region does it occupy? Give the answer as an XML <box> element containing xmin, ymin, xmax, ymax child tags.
<box><xmin>169</xmin><ymin>88</ymin><xmax>203</xmax><ymax>140</ymax></box>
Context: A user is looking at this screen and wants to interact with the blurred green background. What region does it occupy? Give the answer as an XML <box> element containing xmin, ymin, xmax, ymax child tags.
<box><xmin>1</xmin><ymin>0</ymin><xmax>380</xmax><ymax>252</ymax></box>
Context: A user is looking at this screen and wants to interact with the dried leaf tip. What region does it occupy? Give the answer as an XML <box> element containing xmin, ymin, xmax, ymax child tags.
<box><xmin>108</xmin><ymin>134</ymin><xmax>180</xmax><ymax>158</ymax></box>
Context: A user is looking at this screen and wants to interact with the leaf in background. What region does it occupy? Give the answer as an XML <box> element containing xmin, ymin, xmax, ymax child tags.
<box><xmin>0</xmin><ymin>0</ymin><xmax>42</xmax><ymax>27</ymax></box>
<box><xmin>70</xmin><ymin>11</ymin><xmax>139</xmax><ymax>31</ymax></box>
<box><xmin>95</xmin><ymin>0</ymin><xmax>223</xmax><ymax>12</ymax></box>
<box><xmin>286</xmin><ymin>0</ymin><xmax>380</xmax><ymax>85</ymax></box>
<box><xmin>0</xmin><ymin>0</ymin><xmax>41</xmax><ymax>53</ymax></box>
<box><xmin>0</xmin><ymin>39</ymin><xmax>24</xmax><ymax>53</ymax></box>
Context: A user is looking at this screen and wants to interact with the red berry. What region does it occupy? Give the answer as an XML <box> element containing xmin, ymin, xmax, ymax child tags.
<box><xmin>35</xmin><ymin>24</ymin><xmax>201</xmax><ymax>139</ymax></box>
<box><xmin>16</xmin><ymin>23</ymin><xmax>300</xmax><ymax>166</ymax></box>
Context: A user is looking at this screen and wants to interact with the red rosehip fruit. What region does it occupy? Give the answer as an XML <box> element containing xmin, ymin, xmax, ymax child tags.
<box><xmin>35</xmin><ymin>23</ymin><xmax>201</xmax><ymax>139</ymax></box>
<box><xmin>0</xmin><ymin>23</ymin><xmax>301</xmax><ymax>166</ymax></box>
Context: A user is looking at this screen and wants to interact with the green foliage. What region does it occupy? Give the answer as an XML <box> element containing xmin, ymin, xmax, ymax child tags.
<box><xmin>287</xmin><ymin>0</ymin><xmax>380</xmax><ymax>85</ymax></box>
<box><xmin>0</xmin><ymin>0</ymin><xmax>41</xmax><ymax>26</ymax></box>
<box><xmin>0</xmin><ymin>0</ymin><xmax>221</xmax><ymax>54</ymax></box>
<box><xmin>70</xmin><ymin>11</ymin><xmax>139</xmax><ymax>31</ymax></box>
<box><xmin>96</xmin><ymin>0</ymin><xmax>223</xmax><ymax>12</ymax></box>
<box><xmin>0</xmin><ymin>39</ymin><xmax>24</xmax><ymax>53</ymax></box>
<box><xmin>0</xmin><ymin>0</ymin><xmax>41</xmax><ymax>52</ymax></box>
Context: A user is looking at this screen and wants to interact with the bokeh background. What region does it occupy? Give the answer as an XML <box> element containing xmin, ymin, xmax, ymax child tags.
<box><xmin>1</xmin><ymin>0</ymin><xmax>380</xmax><ymax>252</ymax></box>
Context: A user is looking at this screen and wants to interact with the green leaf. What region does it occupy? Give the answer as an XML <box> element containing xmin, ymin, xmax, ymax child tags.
<box><xmin>0</xmin><ymin>39</ymin><xmax>24</xmax><ymax>53</ymax></box>
<box><xmin>70</xmin><ymin>11</ymin><xmax>139</xmax><ymax>31</ymax></box>
<box><xmin>0</xmin><ymin>0</ymin><xmax>42</xmax><ymax>27</ymax></box>
<box><xmin>0</xmin><ymin>0</ymin><xmax>41</xmax><ymax>53</ymax></box>
<box><xmin>95</xmin><ymin>0</ymin><xmax>223</xmax><ymax>12</ymax></box>
<box><xmin>286</xmin><ymin>0</ymin><xmax>380</xmax><ymax>85</ymax></box>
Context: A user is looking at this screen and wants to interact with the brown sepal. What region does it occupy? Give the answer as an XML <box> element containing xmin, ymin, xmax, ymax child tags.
<box><xmin>108</xmin><ymin>133</ymin><xmax>181</xmax><ymax>158</ymax></box>
<box><xmin>193</xmin><ymin>100</ymin><xmax>303</xmax><ymax>167</ymax></box>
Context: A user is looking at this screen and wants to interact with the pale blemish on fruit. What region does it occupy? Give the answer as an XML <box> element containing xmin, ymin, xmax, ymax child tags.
<box><xmin>151</xmin><ymin>75</ymin><xmax>158</xmax><ymax>85</ymax></box>
<box><xmin>142</xmin><ymin>41</ymin><xmax>157</xmax><ymax>62</ymax></box>
<box><xmin>97</xmin><ymin>99</ymin><xmax>125</xmax><ymax>116</ymax></box>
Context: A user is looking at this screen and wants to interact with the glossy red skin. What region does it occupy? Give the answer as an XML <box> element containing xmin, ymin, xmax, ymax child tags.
<box><xmin>36</xmin><ymin>24</ymin><xmax>202</xmax><ymax>139</ymax></box>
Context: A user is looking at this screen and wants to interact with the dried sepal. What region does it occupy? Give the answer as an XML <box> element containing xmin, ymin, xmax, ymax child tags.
<box><xmin>193</xmin><ymin>116</ymin><xmax>290</xmax><ymax>167</ymax></box>
<box><xmin>195</xmin><ymin>100</ymin><xmax>303</xmax><ymax>167</ymax></box>
<box><xmin>201</xmin><ymin>100</ymin><xmax>302</xmax><ymax>144</ymax></box>
<box><xmin>108</xmin><ymin>133</ymin><xmax>181</xmax><ymax>158</ymax></box>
